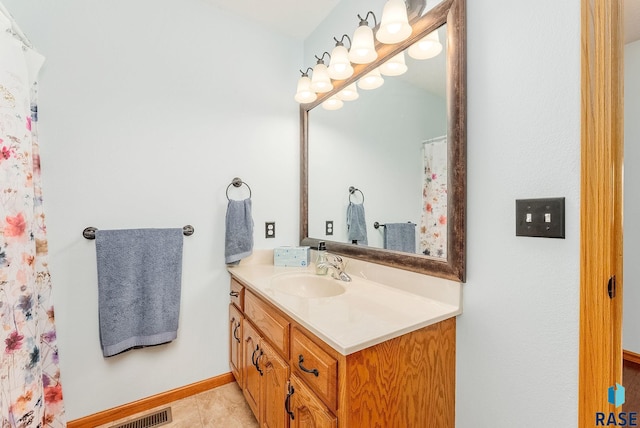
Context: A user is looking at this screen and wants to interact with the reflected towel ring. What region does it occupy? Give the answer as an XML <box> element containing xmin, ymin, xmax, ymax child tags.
<box><xmin>348</xmin><ymin>186</ymin><xmax>364</xmax><ymax>203</ymax></box>
<box><xmin>226</xmin><ymin>177</ymin><xmax>252</xmax><ymax>200</ymax></box>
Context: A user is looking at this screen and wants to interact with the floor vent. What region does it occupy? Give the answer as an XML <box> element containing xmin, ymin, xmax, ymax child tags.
<box><xmin>110</xmin><ymin>407</ymin><xmax>172</xmax><ymax>428</ymax></box>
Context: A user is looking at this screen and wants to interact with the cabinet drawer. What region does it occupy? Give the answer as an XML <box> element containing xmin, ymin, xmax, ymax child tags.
<box><xmin>291</xmin><ymin>327</ymin><xmax>338</xmax><ymax>411</ymax></box>
<box><xmin>230</xmin><ymin>278</ymin><xmax>244</xmax><ymax>309</ymax></box>
<box><xmin>245</xmin><ymin>290</ymin><xmax>290</xmax><ymax>357</ymax></box>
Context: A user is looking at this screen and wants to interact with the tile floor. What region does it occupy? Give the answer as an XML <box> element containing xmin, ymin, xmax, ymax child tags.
<box><xmin>97</xmin><ymin>382</ymin><xmax>258</xmax><ymax>428</ymax></box>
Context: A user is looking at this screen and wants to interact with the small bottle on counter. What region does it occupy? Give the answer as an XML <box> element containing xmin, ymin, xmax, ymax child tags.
<box><xmin>315</xmin><ymin>241</ymin><xmax>328</xmax><ymax>275</ymax></box>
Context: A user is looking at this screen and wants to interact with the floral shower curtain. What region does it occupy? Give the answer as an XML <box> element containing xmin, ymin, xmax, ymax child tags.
<box><xmin>0</xmin><ymin>8</ymin><xmax>66</xmax><ymax>427</ymax></box>
<box><xmin>420</xmin><ymin>136</ymin><xmax>448</xmax><ymax>258</ymax></box>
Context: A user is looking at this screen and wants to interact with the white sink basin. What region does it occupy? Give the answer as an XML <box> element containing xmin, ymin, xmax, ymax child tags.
<box><xmin>271</xmin><ymin>272</ymin><xmax>346</xmax><ymax>298</ymax></box>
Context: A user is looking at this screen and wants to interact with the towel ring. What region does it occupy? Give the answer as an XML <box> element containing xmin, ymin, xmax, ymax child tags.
<box><xmin>348</xmin><ymin>186</ymin><xmax>364</xmax><ymax>203</ymax></box>
<box><xmin>82</xmin><ymin>225</ymin><xmax>195</xmax><ymax>240</ymax></box>
<box><xmin>226</xmin><ymin>177</ymin><xmax>252</xmax><ymax>200</ymax></box>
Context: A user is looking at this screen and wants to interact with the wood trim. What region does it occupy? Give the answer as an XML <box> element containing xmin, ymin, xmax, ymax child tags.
<box><xmin>579</xmin><ymin>0</ymin><xmax>624</xmax><ymax>425</ymax></box>
<box><xmin>623</xmin><ymin>350</ymin><xmax>640</xmax><ymax>366</ymax></box>
<box><xmin>67</xmin><ymin>373</ymin><xmax>235</xmax><ymax>428</ymax></box>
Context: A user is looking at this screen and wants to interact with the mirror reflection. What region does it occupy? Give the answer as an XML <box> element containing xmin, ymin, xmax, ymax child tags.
<box><xmin>308</xmin><ymin>24</ymin><xmax>448</xmax><ymax>257</ymax></box>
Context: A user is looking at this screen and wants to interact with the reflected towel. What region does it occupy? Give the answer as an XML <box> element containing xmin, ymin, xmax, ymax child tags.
<box><xmin>383</xmin><ymin>223</ymin><xmax>416</xmax><ymax>253</ymax></box>
<box><xmin>225</xmin><ymin>198</ymin><xmax>254</xmax><ymax>265</ymax></box>
<box><xmin>95</xmin><ymin>228</ymin><xmax>184</xmax><ymax>357</ymax></box>
<box><xmin>347</xmin><ymin>202</ymin><xmax>367</xmax><ymax>245</ymax></box>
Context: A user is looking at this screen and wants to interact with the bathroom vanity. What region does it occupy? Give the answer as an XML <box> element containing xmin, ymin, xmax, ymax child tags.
<box><xmin>227</xmin><ymin>256</ymin><xmax>461</xmax><ymax>427</ymax></box>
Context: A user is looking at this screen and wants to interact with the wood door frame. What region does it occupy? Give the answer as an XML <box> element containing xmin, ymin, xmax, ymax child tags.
<box><xmin>579</xmin><ymin>0</ymin><xmax>624</xmax><ymax>425</ymax></box>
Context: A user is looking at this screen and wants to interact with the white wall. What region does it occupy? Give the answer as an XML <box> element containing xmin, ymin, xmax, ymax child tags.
<box><xmin>624</xmin><ymin>40</ymin><xmax>640</xmax><ymax>353</ymax></box>
<box><xmin>307</xmin><ymin>1</ymin><xmax>581</xmax><ymax>425</ymax></box>
<box><xmin>458</xmin><ymin>0</ymin><xmax>580</xmax><ymax>425</ymax></box>
<box><xmin>4</xmin><ymin>0</ymin><xmax>583</xmax><ymax>425</ymax></box>
<box><xmin>2</xmin><ymin>0</ymin><xmax>301</xmax><ymax>420</ymax></box>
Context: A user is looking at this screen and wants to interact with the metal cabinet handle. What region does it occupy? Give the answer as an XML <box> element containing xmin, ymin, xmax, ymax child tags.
<box><xmin>254</xmin><ymin>346</ymin><xmax>264</xmax><ymax>376</ymax></box>
<box><xmin>298</xmin><ymin>355</ymin><xmax>319</xmax><ymax>377</ymax></box>
<box><xmin>232</xmin><ymin>322</ymin><xmax>241</xmax><ymax>343</ymax></box>
<box><xmin>230</xmin><ymin>291</ymin><xmax>240</xmax><ymax>297</ymax></box>
<box><xmin>285</xmin><ymin>383</ymin><xmax>295</xmax><ymax>420</ymax></box>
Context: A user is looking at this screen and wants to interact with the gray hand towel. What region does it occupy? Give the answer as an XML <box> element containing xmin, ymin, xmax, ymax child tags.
<box><xmin>346</xmin><ymin>202</ymin><xmax>368</xmax><ymax>245</ymax></box>
<box><xmin>95</xmin><ymin>228</ymin><xmax>184</xmax><ymax>357</ymax></box>
<box><xmin>225</xmin><ymin>198</ymin><xmax>254</xmax><ymax>265</ymax></box>
<box><xmin>383</xmin><ymin>223</ymin><xmax>416</xmax><ymax>253</ymax></box>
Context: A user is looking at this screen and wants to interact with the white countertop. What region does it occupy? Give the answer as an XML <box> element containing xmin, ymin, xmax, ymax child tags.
<box><xmin>228</xmin><ymin>251</ymin><xmax>462</xmax><ymax>355</ymax></box>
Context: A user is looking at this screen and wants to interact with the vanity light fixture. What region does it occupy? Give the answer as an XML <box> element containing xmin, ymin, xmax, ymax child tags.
<box><xmin>408</xmin><ymin>28</ymin><xmax>443</xmax><ymax>59</ymax></box>
<box><xmin>310</xmin><ymin>52</ymin><xmax>333</xmax><ymax>93</ymax></box>
<box><xmin>322</xmin><ymin>95</ymin><xmax>344</xmax><ymax>111</ymax></box>
<box><xmin>294</xmin><ymin>68</ymin><xmax>317</xmax><ymax>103</ymax></box>
<box><xmin>376</xmin><ymin>0</ymin><xmax>412</xmax><ymax>44</ymax></box>
<box><xmin>379</xmin><ymin>51</ymin><xmax>408</xmax><ymax>76</ymax></box>
<box><xmin>338</xmin><ymin>82</ymin><xmax>359</xmax><ymax>101</ymax></box>
<box><xmin>328</xmin><ymin>35</ymin><xmax>354</xmax><ymax>80</ymax></box>
<box><xmin>348</xmin><ymin>12</ymin><xmax>378</xmax><ymax>64</ymax></box>
<box><xmin>357</xmin><ymin>67</ymin><xmax>384</xmax><ymax>90</ymax></box>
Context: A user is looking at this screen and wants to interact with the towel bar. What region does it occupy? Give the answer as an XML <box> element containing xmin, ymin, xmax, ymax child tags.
<box><xmin>226</xmin><ymin>177</ymin><xmax>252</xmax><ymax>200</ymax></box>
<box><xmin>374</xmin><ymin>222</ymin><xmax>416</xmax><ymax>229</ymax></box>
<box><xmin>82</xmin><ymin>225</ymin><xmax>195</xmax><ymax>240</ymax></box>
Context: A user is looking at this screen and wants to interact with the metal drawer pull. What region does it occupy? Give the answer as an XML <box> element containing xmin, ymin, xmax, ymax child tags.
<box><xmin>285</xmin><ymin>383</ymin><xmax>295</xmax><ymax>420</ymax></box>
<box><xmin>229</xmin><ymin>291</ymin><xmax>240</xmax><ymax>297</ymax></box>
<box><xmin>298</xmin><ymin>355</ymin><xmax>319</xmax><ymax>377</ymax></box>
<box><xmin>232</xmin><ymin>322</ymin><xmax>241</xmax><ymax>343</ymax></box>
<box><xmin>254</xmin><ymin>346</ymin><xmax>264</xmax><ymax>376</ymax></box>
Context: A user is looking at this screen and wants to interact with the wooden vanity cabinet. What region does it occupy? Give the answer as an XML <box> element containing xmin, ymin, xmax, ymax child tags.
<box><xmin>229</xmin><ymin>304</ymin><xmax>243</xmax><ymax>385</ymax></box>
<box><xmin>238</xmin><ymin>290</ymin><xmax>290</xmax><ymax>428</ymax></box>
<box><xmin>230</xmin><ymin>276</ymin><xmax>456</xmax><ymax>428</ymax></box>
<box><xmin>288</xmin><ymin>374</ymin><xmax>337</xmax><ymax>428</ymax></box>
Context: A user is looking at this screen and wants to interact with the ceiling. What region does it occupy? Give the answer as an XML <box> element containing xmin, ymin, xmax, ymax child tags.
<box><xmin>201</xmin><ymin>0</ymin><xmax>640</xmax><ymax>44</ymax></box>
<box><xmin>199</xmin><ymin>0</ymin><xmax>341</xmax><ymax>39</ymax></box>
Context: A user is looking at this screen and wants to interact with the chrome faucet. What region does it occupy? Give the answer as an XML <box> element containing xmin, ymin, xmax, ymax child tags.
<box><xmin>318</xmin><ymin>254</ymin><xmax>351</xmax><ymax>282</ymax></box>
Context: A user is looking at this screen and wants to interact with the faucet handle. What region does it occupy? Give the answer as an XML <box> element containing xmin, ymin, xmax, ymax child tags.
<box><xmin>327</xmin><ymin>253</ymin><xmax>343</xmax><ymax>264</ymax></box>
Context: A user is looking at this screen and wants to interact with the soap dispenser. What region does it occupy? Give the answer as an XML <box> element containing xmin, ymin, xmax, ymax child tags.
<box><xmin>315</xmin><ymin>241</ymin><xmax>328</xmax><ymax>275</ymax></box>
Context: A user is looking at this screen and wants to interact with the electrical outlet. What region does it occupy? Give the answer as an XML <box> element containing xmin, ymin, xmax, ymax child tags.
<box><xmin>515</xmin><ymin>198</ymin><xmax>565</xmax><ymax>238</ymax></box>
<box><xmin>325</xmin><ymin>220</ymin><xmax>334</xmax><ymax>236</ymax></box>
<box><xmin>265</xmin><ymin>222</ymin><xmax>275</xmax><ymax>238</ymax></box>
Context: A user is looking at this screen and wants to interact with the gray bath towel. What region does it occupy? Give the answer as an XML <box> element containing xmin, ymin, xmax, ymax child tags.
<box><xmin>383</xmin><ymin>223</ymin><xmax>416</xmax><ymax>253</ymax></box>
<box><xmin>95</xmin><ymin>228</ymin><xmax>184</xmax><ymax>357</ymax></box>
<box><xmin>225</xmin><ymin>198</ymin><xmax>254</xmax><ymax>265</ymax></box>
<box><xmin>346</xmin><ymin>202</ymin><xmax>368</xmax><ymax>245</ymax></box>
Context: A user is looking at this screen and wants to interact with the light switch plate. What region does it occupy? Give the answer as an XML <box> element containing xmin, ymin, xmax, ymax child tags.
<box><xmin>515</xmin><ymin>197</ymin><xmax>565</xmax><ymax>238</ymax></box>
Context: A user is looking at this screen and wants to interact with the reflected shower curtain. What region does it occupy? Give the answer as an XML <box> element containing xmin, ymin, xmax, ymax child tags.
<box><xmin>420</xmin><ymin>136</ymin><xmax>448</xmax><ymax>258</ymax></box>
<box><xmin>0</xmin><ymin>8</ymin><xmax>66</xmax><ymax>427</ymax></box>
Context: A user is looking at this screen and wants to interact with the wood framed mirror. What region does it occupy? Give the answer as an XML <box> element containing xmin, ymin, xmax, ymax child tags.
<box><xmin>300</xmin><ymin>0</ymin><xmax>466</xmax><ymax>282</ymax></box>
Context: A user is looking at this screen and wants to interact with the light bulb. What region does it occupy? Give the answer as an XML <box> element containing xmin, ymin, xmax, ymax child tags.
<box><xmin>328</xmin><ymin>44</ymin><xmax>354</xmax><ymax>80</ymax></box>
<box><xmin>294</xmin><ymin>75</ymin><xmax>317</xmax><ymax>103</ymax></box>
<box><xmin>338</xmin><ymin>83</ymin><xmax>359</xmax><ymax>101</ymax></box>
<box><xmin>408</xmin><ymin>29</ymin><xmax>443</xmax><ymax>60</ymax></box>
<box><xmin>379</xmin><ymin>52</ymin><xmax>408</xmax><ymax>76</ymax></box>
<box><xmin>349</xmin><ymin>24</ymin><xmax>377</xmax><ymax>64</ymax></box>
<box><xmin>322</xmin><ymin>96</ymin><xmax>344</xmax><ymax>110</ymax></box>
<box><xmin>310</xmin><ymin>62</ymin><xmax>333</xmax><ymax>93</ymax></box>
<box><xmin>357</xmin><ymin>68</ymin><xmax>384</xmax><ymax>90</ymax></box>
<box><xmin>376</xmin><ymin>0</ymin><xmax>412</xmax><ymax>44</ymax></box>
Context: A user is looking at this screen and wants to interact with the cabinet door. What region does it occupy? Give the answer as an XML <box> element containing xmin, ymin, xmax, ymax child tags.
<box><xmin>289</xmin><ymin>375</ymin><xmax>337</xmax><ymax>428</ymax></box>
<box><xmin>243</xmin><ymin>321</ymin><xmax>262</xmax><ymax>420</ymax></box>
<box><xmin>229</xmin><ymin>304</ymin><xmax>243</xmax><ymax>385</ymax></box>
<box><xmin>259</xmin><ymin>340</ymin><xmax>290</xmax><ymax>428</ymax></box>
